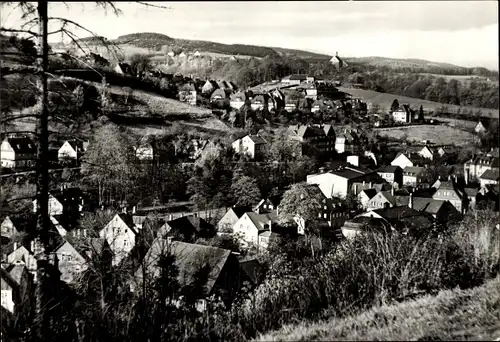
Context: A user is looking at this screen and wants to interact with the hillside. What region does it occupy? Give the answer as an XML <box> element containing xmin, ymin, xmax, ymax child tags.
<box><xmin>338</xmin><ymin>87</ymin><xmax>500</xmax><ymax>119</ymax></box>
<box><xmin>257</xmin><ymin>276</ymin><xmax>500</xmax><ymax>341</ymax></box>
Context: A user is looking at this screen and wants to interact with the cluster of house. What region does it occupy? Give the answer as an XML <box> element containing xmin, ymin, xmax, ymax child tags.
<box><xmin>1</xmin><ymin>189</ymin><xmax>267</xmax><ymax>313</ymax></box>
<box><xmin>230</xmin><ymin>124</ymin><xmax>361</xmax><ymax>161</ymax></box>
<box><xmin>1</xmin><ymin>136</ymin><xmax>89</xmax><ymax>169</ymax></box>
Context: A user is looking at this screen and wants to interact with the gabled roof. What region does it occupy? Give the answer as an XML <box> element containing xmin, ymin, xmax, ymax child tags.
<box><xmin>289</xmin><ymin>74</ymin><xmax>308</xmax><ymax>81</ymax></box>
<box><xmin>3</xmin><ymin>137</ymin><xmax>36</xmax><ymax>154</ymax></box>
<box><xmin>359</xmin><ymin>189</ymin><xmax>377</xmax><ymax>199</ymax></box>
<box><xmin>246</xmin><ymin>135</ymin><xmax>266</xmax><ymax>145</ymax></box>
<box><xmin>377</xmin><ymin>165</ymin><xmax>401</xmax><ymax>173</ymax></box>
<box><xmin>230</xmin><ymin>206</ymin><xmax>252</xmax><ymax>218</ymax></box>
<box><xmin>138</xmin><ymin>239</ymin><xmax>232</xmax><ymax>295</ymax></box>
<box><xmin>210</xmin><ymin>88</ymin><xmax>227</xmax><ymax>99</ymax></box>
<box><xmin>114</xmin><ymin>213</ymin><xmax>138</xmax><ymax>234</ymax></box>
<box><xmin>368</xmin><ymin>206</ymin><xmax>433</xmax><ymax>232</ymax></box>
<box><xmin>403</xmin><ymin>166</ymin><xmax>426</xmax><ymax>176</ymax></box>
<box><xmin>411</xmin><ymin>198</ymin><xmax>447</xmax><ymax>215</ymax></box>
<box><xmin>230</xmin><ymin>91</ymin><xmax>246</xmax><ymax>101</ymax></box>
<box><xmin>62</xmin><ymin>140</ymin><xmax>88</xmax><ymax>152</ymax></box>
<box><xmin>244</xmin><ymin>211</ymin><xmax>278</xmax><ymax>232</ymax></box>
<box><xmin>4</xmin><ymin>264</ymin><xmax>26</xmax><ymax>286</ymax></box>
<box><xmin>479</xmin><ymin>169</ymin><xmax>500</xmax><ymax>181</ymax></box>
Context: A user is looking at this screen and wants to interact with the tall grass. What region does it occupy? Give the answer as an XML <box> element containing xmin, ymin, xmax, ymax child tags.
<box><xmin>233</xmin><ymin>210</ymin><xmax>500</xmax><ymax>339</ymax></box>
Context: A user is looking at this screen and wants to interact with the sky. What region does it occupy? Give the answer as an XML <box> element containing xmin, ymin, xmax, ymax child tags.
<box><xmin>1</xmin><ymin>1</ymin><xmax>498</xmax><ymax>70</ymax></box>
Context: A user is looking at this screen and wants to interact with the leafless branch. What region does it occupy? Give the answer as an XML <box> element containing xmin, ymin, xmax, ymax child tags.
<box><xmin>136</xmin><ymin>2</ymin><xmax>173</xmax><ymax>10</ymax></box>
<box><xmin>0</xmin><ymin>27</ymin><xmax>37</xmax><ymax>36</ymax></box>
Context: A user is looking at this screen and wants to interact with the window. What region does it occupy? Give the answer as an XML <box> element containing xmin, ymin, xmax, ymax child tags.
<box><xmin>124</xmin><ymin>240</ymin><xmax>129</xmax><ymax>247</ymax></box>
<box><xmin>318</xmin><ymin>213</ymin><xmax>321</xmax><ymax>218</ymax></box>
<box><xmin>323</xmin><ymin>213</ymin><xmax>327</xmax><ymax>219</ymax></box>
<box><xmin>324</xmin><ymin>205</ymin><xmax>328</xmax><ymax>210</ymax></box>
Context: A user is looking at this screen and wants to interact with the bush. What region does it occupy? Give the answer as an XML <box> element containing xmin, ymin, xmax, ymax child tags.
<box><xmin>233</xmin><ymin>210</ymin><xmax>500</xmax><ymax>339</ymax></box>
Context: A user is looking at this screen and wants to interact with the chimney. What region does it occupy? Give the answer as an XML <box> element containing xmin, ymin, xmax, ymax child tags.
<box><xmin>336</xmin><ymin>51</ymin><xmax>339</xmax><ymax>57</ymax></box>
<box><xmin>13</xmin><ymin>242</ymin><xmax>17</xmax><ymax>251</ymax></box>
<box><xmin>448</xmin><ymin>175</ymin><xmax>451</xmax><ymax>181</ymax></box>
<box><xmin>268</xmin><ymin>220</ymin><xmax>272</xmax><ymax>232</ymax></box>
<box><xmin>391</xmin><ymin>186</ymin><xmax>395</xmax><ymax>196</ymax></box>
<box><xmin>409</xmin><ymin>193</ymin><xmax>413</xmax><ymax>209</ymax></box>
<box><xmin>30</xmin><ymin>240</ymin><xmax>34</xmax><ymax>253</ymax></box>
<box><xmin>168</xmin><ymin>214</ymin><xmax>173</xmax><ymax>221</ymax></box>
<box><xmin>132</xmin><ymin>206</ymin><xmax>136</xmax><ymax>214</ymax></box>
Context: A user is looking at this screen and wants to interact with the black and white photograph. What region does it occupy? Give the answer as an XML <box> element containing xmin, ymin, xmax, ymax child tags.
<box><xmin>0</xmin><ymin>1</ymin><xmax>499</xmax><ymax>341</ymax></box>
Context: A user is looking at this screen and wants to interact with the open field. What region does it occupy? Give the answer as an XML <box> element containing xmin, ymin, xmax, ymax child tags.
<box><xmin>417</xmin><ymin>73</ymin><xmax>497</xmax><ymax>83</ymax></box>
<box><xmin>256</xmin><ymin>276</ymin><xmax>500</xmax><ymax>342</ymax></box>
<box><xmin>338</xmin><ymin>87</ymin><xmax>499</xmax><ymax>119</ymax></box>
<box><xmin>373</xmin><ymin>125</ymin><xmax>475</xmax><ymax>146</ymax></box>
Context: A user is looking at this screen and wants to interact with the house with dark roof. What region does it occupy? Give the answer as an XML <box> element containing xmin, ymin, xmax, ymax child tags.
<box><xmin>392</xmin><ymin>104</ymin><xmax>414</xmax><ymax>123</ymax></box>
<box><xmin>432</xmin><ymin>180</ymin><xmax>468</xmax><ymax>214</ymax></box>
<box><xmin>57</xmin><ymin>140</ymin><xmax>89</xmax><ymax>162</ymax></box>
<box><xmin>158</xmin><ymin>214</ymin><xmax>214</xmax><ymax>243</ymax></box>
<box><xmin>287</xmin><ymin>124</ymin><xmax>336</xmax><ymax>156</ymax></box>
<box><xmin>391</xmin><ymin>152</ymin><xmax>428</xmax><ymax>169</ymax></box>
<box><xmin>33</xmin><ymin>187</ymin><xmax>85</xmax><ymax>217</ymax></box>
<box><xmin>0</xmin><ymin>137</ymin><xmax>37</xmax><ymax>169</ymax></box>
<box><xmin>232</xmin><ymin>134</ymin><xmax>267</xmax><ymax>160</ymax></box>
<box><xmin>358</xmin><ymin>189</ymin><xmax>378</xmax><ymax>209</ymax></box>
<box><xmin>218</xmin><ymin>206</ymin><xmax>252</xmax><ymax>232</ymax></box>
<box><xmin>342</xmin><ymin>205</ymin><xmax>433</xmax><ymax>239</ymax></box>
<box><xmin>232</xmin><ymin>210</ymin><xmax>279</xmax><ymax>250</ymax></box>
<box><xmin>210</xmin><ymin>88</ymin><xmax>228</xmax><ymax>103</ymax></box>
<box><xmin>99</xmin><ymin>213</ymin><xmax>140</xmax><ymax>266</ymax></box>
<box><xmin>134</xmin><ymin>239</ymin><xmax>245</xmax><ymax>307</ymax></box>
<box><xmin>307</xmin><ymin>165</ymin><xmax>382</xmax><ymax>199</ymax></box>
<box><xmin>479</xmin><ymin>169</ymin><xmax>499</xmax><ymax>188</ymax></box>
<box><xmin>464</xmin><ymin>155</ymin><xmax>499</xmax><ymax>183</ymax></box>
<box><xmin>178</xmin><ymin>82</ymin><xmax>197</xmax><ymax>105</ymax></box>
<box><xmin>335</xmin><ymin>128</ymin><xmax>359</xmax><ymax>154</ymax></box>
<box><xmin>229</xmin><ymin>91</ymin><xmax>247</xmax><ymax>110</ymax></box>
<box><xmin>330</xmin><ymin>52</ymin><xmax>349</xmax><ymax>69</ymax></box>
<box><xmin>377</xmin><ymin>165</ymin><xmax>403</xmax><ymax>186</ymax></box>
<box><xmin>403</xmin><ymin>166</ymin><xmax>428</xmax><ymax>187</ymax></box>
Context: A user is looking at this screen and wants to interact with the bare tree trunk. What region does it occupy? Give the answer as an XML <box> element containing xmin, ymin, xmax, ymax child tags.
<box><xmin>34</xmin><ymin>2</ymin><xmax>52</xmax><ymax>341</ymax></box>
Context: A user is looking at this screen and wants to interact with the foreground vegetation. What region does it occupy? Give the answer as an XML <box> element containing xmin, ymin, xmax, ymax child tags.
<box><xmin>257</xmin><ymin>275</ymin><xmax>500</xmax><ymax>341</ymax></box>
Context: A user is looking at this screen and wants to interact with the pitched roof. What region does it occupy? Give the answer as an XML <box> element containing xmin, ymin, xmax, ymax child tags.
<box><xmin>64</xmin><ymin>140</ymin><xmax>88</xmax><ymax>152</ymax></box>
<box><xmin>247</xmin><ymin>135</ymin><xmax>267</xmax><ymax>145</ymax></box>
<box><xmin>377</xmin><ymin>165</ymin><xmax>401</xmax><ymax>173</ymax></box>
<box><xmin>359</xmin><ymin>189</ymin><xmax>377</xmax><ymax>199</ymax></box>
<box><xmin>410</xmin><ymin>197</ymin><xmax>446</xmax><ymax>215</ymax></box>
<box><xmin>138</xmin><ymin>239</ymin><xmax>232</xmax><ymax>295</ymax></box>
<box><xmin>403</xmin><ymin>166</ymin><xmax>426</xmax><ymax>176</ymax></box>
<box><xmin>289</xmin><ymin>74</ymin><xmax>308</xmax><ymax>81</ymax></box>
<box><xmin>3</xmin><ymin>137</ymin><xmax>36</xmax><ymax>154</ymax></box>
<box><xmin>245</xmin><ymin>211</ymin><xmax>278</xmax><ymax>232</ymax></box>
<box><xmin>479</xmin><ymin>169</ymin><xmax>500</xmax><ymax>181</ymax></box>
<box><xmin>5</xmin><ymin>264</ymin><xmax>26</xmax><ymax>286</ymax></box>
<box><xmin>370</xmin><ymin>206</ymin><xmax>433</xmax><ymax>232</ymax></box>
<box><xmin>231</xmin><ymin>206</ymin><xmax>252</xmax><ymax>218</ymax></box>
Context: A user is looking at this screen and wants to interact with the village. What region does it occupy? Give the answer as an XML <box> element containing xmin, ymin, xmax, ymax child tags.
<box><xmin>2</xmin><ymin>55</ymin><xmax>500</xmax><ymax>317</ymax></box>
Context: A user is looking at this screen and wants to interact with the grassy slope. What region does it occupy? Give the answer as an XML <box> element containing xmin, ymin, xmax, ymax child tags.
<box><xmin>257</xmin><ymin>276</ymin><xmax>500</xmax><ymax>342</ymax></box>
<box><xmin>373</xmin><ymin>125</ymin><xmax>476</xmax><ymax>146</ymax></box>
<box><xmin>338</xmin><ymin>87</ymin><xmax>500</xmax><ymax>119</ymax></box>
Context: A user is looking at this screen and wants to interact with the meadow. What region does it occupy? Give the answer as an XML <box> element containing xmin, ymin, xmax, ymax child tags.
<box><xmin>373</xmin><ymin>125</ymin><xmax>476</xmax><ymax>146</ymax></box>
<box><xmin>338</xmin><ymin>87</ymin><xmax>499</xmax><ymax>119</ymax></box>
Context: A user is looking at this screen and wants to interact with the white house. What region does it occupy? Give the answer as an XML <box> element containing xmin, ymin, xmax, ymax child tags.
<box><xmin>33</xmin><ymin>194</ymin><xmax>64</xmax><ymax>216</ymax></box>
<box><xmin>402</xmin><ymin>166</ymin><xmax>427</xmax><ymax>187</ymax></box>
<box><xmin>306</xmin><ymin>166</ymin><xmax>379</xmax><ymax>199</ymax></box>
<box><xmin>193</xmin><ymin>51</ymin><xmax>201</xmax><ymax>57</ymax></box>
<box><xmin>232</xmin><ymin>135</ymin><xmax>267</xmax><ymax>160</ymax></box>
<box><xmin>179</xmin><ymin>52</ymin><xmax>187</xmax><ymax>58</ymax></box>
<box><xmin>0</xmin><ymin>137</ymin><xmax>37</xmax><ymax>168</ymax></box>
<box><xmin>392</xmin><ymin>105</ymin><xmax>412</xmax><ymax>124</ymax></box>
<box><xmin>99</xmin><ymin>213</ymin><xmax>139</xmax><ymax>266</ymax></box>
<box><xmin>474</xmin><ymin>120</ymin><xmax>488</xmax><ymax>134</ymax></box>
<box><xmin>479</xmin><ymin>169</ymin><xmax>499</xmax><ymax>188</ymax></box>
<box><xmin>135</xmin><ymin>142</ymin><xmax>154</xmax><ymax>160</ymax></box>
<box><xmin>232</xmin><ymin>211</ymin><xmax>278</xmax><ymax>249</ymax></box>
<box><xmin>230</xmin><ymin>92</ymin><xmax>247</xmax><ymax>110</ymax></box>
<box><xmin>53</xmin><ymin>240</ymin><xmax>88</xmax><ymax>284</ymax></box>
<box><xmin>1</xmin><ymin>217</ymin><xmax>19</xmax><ymax>238</ymax></box>
<box><xmin>1</xmin><ymin>269</ymin><xmax>18</xmax><ymax>313</ymax></box>
<box><xmin>58</xmin><ymin>140</ymin><xmax>88</xmax><ymax>161</ymax></box>
<box><xmin>391</xmin><ymin>153</ymin><xmax>415</xmax><ymax>169</ymax></box>
<box><xmin>418</xmin><ymin>146</ymin><xmax>435</xmax><ymax>161</ymax></box>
